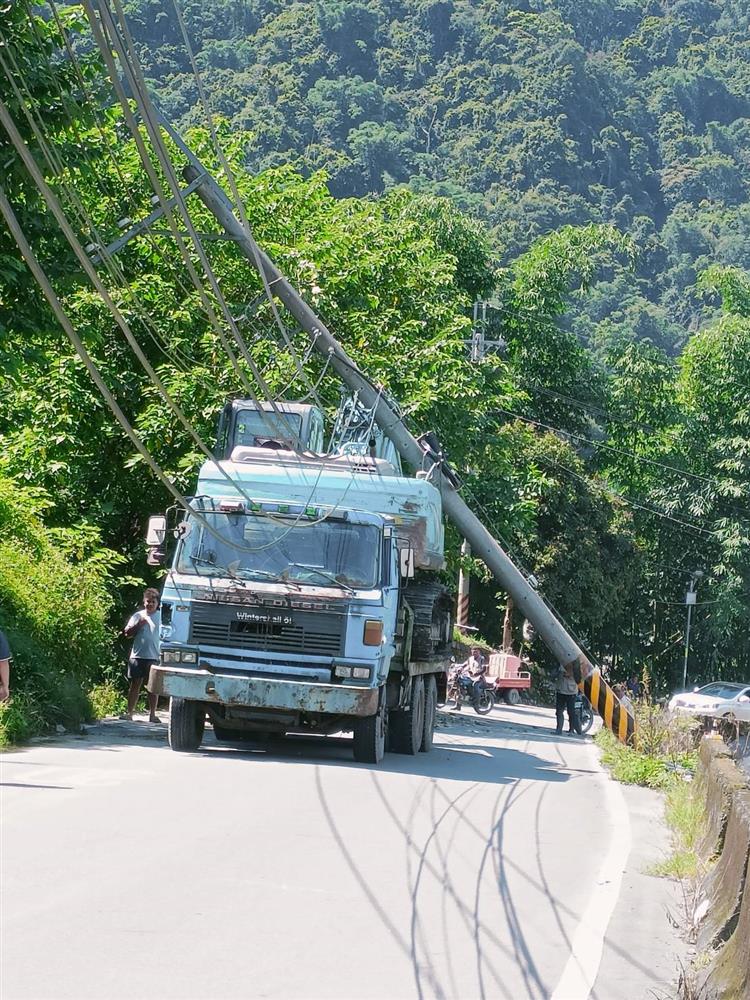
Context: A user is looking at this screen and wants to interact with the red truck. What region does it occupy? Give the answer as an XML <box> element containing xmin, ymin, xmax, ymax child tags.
<box><xmin>487</xmin><ymin>652</ymin><xmax>531</xmax><ymax>705</ymax></box>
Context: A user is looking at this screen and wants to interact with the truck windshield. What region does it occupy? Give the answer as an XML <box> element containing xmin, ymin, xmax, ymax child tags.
<box><xmin>176</xmin><ymin>511</ymin><xmax>381</xmax><ymax>589</ymax></box>
<box><xmin>233</xmin><ymin>410</ymin><xmax>302</xmax><ymax>449</ymax></box>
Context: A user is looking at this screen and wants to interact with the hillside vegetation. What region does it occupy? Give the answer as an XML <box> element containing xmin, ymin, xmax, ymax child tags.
<box><xmin>125</xmin><ymin>0</ymin><xmax>750</xmax><ymax>355</ymax></box>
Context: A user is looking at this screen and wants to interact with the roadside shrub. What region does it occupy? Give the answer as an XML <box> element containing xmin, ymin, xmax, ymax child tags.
<box><xmin>633</xmin><ymin>701</ymin><xmax>701</xmax><ymax>766</ymax></box>
<box><xmin>596</xmin><ymin>729</ymin><xmax>675</xmax><ymax>788</ymax></box>
<box><xmin>595</xmin><ymin>704</ymin><xmax>700</xmax><ymax>790</ymax></box>
<box><xmin>88</xmin><ymin>681</ymin><xmax>127</xmax><ymax>719</ymax></box>
<box><xmin>0</xmin><ymin>474</ymin><xmax>121</xmax><ymax>744</ymax></box>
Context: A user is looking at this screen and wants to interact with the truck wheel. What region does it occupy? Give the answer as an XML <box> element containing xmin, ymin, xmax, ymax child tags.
<box><xmin>420</xmin><ymin>675</ymin><xmax>437</xmax><ymax>753</ymax></box>
<box><xmin>504</xmin><ymin>688</ymin><xmax>521</xmax><ymax>706</ymax></box>
<box><xmin>352</xmin><ymin>699</ymin><xmax>387</xmax><ymax>764</ymax></box>
<box><xmin>169</xmin><ymin>698</ymin><xmax>205</xmax><ymax>752</ymax></box>
<box><xmin>390</xmin><ymin>676</ymin><xmax>425</xmax><ymax>755</ymax></box>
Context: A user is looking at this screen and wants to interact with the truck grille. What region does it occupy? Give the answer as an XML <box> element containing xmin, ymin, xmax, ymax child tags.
<box><xmin>189</xmin><ymin>602</ymin><xmax>344</xmax><ymax>657</ymax></box>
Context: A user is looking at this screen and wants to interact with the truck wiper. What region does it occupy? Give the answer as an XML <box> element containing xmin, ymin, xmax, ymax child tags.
<box><xmin>284</xmin><ymin>563</ymin><xmax>355</xmax><ymax>594</ymax></box>
<box><xmin>188</xmin><ymin>554</ymin><xmax>217</xmax><ymax>575</ymax></box>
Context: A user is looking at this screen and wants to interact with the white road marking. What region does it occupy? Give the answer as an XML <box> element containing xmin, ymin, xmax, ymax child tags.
<box><xmin>550</xmin><ymin>767</ymin><xmax>632</xmax><ymax>1000</ymax></box>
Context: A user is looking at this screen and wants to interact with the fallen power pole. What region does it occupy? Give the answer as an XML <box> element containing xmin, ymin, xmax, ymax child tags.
<box><xmin>182</xmin><ymin>160</ymin><xmax>635</xmax><ymax>744</ymax></box>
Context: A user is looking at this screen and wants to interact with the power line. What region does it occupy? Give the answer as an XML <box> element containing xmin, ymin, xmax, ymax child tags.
<box><xmin>43</xmin><ymin>0</ymin><xmax>214</xmax><ymax>356</ymax></box>
<box><xmin>495</xmin><ymin>405</ymin><xmax>750</xmax><ymax>519</ymax></box>
<box><xmin>0</xmin><ymin>93</ymin><xmax>353</xmax><ymax>549</ymax></box>
<box><xmin>543</xmin><ymin>457</ymin><xmax>720</xmax><ymax>539</ymax></box>
<box><xmin>514</xmin><ymin>377</ymin><xmax>658</xmax><ymax>433</ymax></box>
<box><xmin>169</xmin><ymin>0</ymin><xmax>324</xmax><ymax>412</ymax></box>
<box><xmin>82</xmin><ymin>0</ymin><xmax>286</xmax><ymax>437</ymax></box>
<box><xmin>95</xmin><ymin>0</ymin><xmax>313</xmax><ymax>449</ymax></box>
<box><xmin>0</xmin><ymin>21</ymin><xmax>197</xmax><ymax>375</ymax></box>
<box><xmin>0</xmin><ymin>181</ymin><xmax>360</xmax><ymax>555</ymax></box>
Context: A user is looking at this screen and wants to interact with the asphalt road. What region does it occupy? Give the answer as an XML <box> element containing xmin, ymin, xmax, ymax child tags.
<box><xmin>1</xmin><ymin>705</ymin><xmax>681</xmax><ymax>1000</ymax></box>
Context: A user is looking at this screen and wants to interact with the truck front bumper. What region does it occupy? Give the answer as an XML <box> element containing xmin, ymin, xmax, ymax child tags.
<box><xmin>148</xmin><ymin>666</ymin><xmax>379</xmax><ymax>717</ymax></box>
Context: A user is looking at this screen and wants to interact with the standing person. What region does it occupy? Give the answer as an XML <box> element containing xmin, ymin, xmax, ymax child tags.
<box><xmin>614</xmin><ymin>682</ymin><xmax>634</xmax><ymax>715</ymax></box>
<box><xmin>555</xmin><ymin>662</ymin><xmax>582</xmax><ymax>735</ymax></box>
<box><xmin>0</xmin><ymin>628</ymin><xmax>11</xmax><ymax>703</ymax></box>
<box><xmin>122</xmin><ymin>588</ymin><xmax>161</xmax><ymax>722</ymax></box>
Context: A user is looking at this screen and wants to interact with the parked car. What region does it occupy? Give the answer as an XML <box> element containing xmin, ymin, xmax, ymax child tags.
<box><xmin>668</xmin><ymin>682</ymin><xmax>750</xmax><ymax>722</ymax></box>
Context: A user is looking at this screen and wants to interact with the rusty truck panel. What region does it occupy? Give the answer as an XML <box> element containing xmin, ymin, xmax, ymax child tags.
<box><xmin>149</xmin><ymin>666</ymin><xmax>379</xmax><ymax>717</ymax></box>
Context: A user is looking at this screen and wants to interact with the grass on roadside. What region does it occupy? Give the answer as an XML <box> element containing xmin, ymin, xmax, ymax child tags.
<box><xmin>595</xmin><ymin>701</ymin><xmax>701</xmax><ymax>789</ymax></box>
<box><xmin>649</xmin><ymin>779</ymin><xmax>708</xmax><ymax>878</ymax></box>
<box><xmin>595</xmin><ymin>702</ymin><xmax>708</xmax><ymax>880</ymax></box>
<box><xmin>595</xmin><ymin>727</ymin><xmax>698</xmax><ymax>789</ymax></box>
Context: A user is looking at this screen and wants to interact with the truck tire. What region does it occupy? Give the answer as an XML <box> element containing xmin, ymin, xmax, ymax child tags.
<box><xmin>352</xmin><ymin>700</ymin><xmax>387</xmax><ymax>764</ymax></box>
<box><xmin>389</xmin><ymin>676</ymin><xmax>425</xmax><ymax>755</ymax></box>
<box><xmin>420</xmin><ymin>675</ymin><xmax>437</xmax><ymax>753</ymax></box>
<box><xmin>169</xmin><ymin>698</ymin><xmax>205</xmax><ymax>752</ymax></box>
<box><xmin>504</xmin><ymin>688</ymin><xmax>521</xmax><ymax>706</ymax></box>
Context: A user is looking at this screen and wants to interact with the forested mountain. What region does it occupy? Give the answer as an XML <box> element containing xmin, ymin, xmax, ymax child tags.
<box><xmin>124</xmin><ymin>0</ymin><xmax>750</xmax><ymax>356</ymax></box>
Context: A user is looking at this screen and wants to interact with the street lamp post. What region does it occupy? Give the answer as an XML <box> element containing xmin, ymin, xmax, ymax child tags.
<box><xmin>682</xmin><ymin>570</ymin><xmax>704</xmax><ymax>690</ymax></box>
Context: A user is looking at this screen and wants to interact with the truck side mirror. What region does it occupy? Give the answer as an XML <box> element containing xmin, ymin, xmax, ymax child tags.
<box><xmin>145</xmin><ymin>515</ymin><xmax>167</xmax><ymax>566</ymax></box>
<box><xmin>146</xmin><ymin>515</ymin><xmax>167</xmax><ymax>546</ymax></box>
<box><xmin>399</xmin><ymin>546</ymin><xmax>415</xmax><ymax>579</ymax></box>
<box><xmin>146</xmin><ymin>547</ymin><xmax>166</xmax><ymax>567</ymax></box>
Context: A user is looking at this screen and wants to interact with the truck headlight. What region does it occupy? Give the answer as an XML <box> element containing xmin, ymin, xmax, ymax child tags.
<box><xmin>335</xmin><ymin>665</ymin><xmax>353</xmax><ymax>678</ymax></box>
<box><xmin>352</xmin><ymin>666</ymin><xmax>372</xmax><ymax>680</ymax></box>
<box><xmin>162</xmin><ymin>649</ymin><xmax>198</xmax><ymax>664</ymax></box>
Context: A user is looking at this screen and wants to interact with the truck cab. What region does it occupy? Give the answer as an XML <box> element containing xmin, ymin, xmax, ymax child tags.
<box><xmin>215</xmin><ymin>400</ymin><xmax>325</xmax><ymax>457</ymax></box>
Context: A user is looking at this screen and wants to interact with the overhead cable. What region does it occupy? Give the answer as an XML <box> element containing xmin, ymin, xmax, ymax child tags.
<box><xmin>496</xmin><ymin>405</ymin><xmax>750</xmax><ymax>519</ymax></box>
<box><xmin>170</xmin><ymin>0</ymin><xmax>325</xmax><ymax>411</ymax></box>
<box><xmin>90</xmin><ymin>0</ymin><xmax>301</xmax><ymax>448</ymax></box>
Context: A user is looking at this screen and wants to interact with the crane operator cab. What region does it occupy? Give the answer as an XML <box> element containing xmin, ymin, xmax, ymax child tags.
<box><xmin>215</xmin><ymin>400</ymin><xmax>325</xmax><ymax>457</ymax></box>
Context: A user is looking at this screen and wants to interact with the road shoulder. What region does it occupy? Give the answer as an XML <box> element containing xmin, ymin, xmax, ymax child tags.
<box><xmin>593</xmin><ymin>782</ymin><xmax>689</xmax><ymax>1000</ymax></box>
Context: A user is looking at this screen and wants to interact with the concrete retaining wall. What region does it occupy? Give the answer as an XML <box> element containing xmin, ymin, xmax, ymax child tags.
<box><xmin>694</xmin><ymin>738</ymin><xmax>750</xmax><ymax>1000</ymax></box>
<box><xmin>696</xmin><ymin>738</ymin><xmax>743</xmax><ymax>861</ymax></box>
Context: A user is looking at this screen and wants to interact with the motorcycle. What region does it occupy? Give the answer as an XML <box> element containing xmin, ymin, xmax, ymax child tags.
<box><xmin>445</xmin><ymin>662</ymin><xmax>495</xmax><ymax>715</ymax></box>
<box><xmin>575</xmin><ymin>691</ymin><xmax>594</xmax><ymax>733</ymax></box>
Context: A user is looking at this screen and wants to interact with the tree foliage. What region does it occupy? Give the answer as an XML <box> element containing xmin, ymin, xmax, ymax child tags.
<box><xmin>124</xmin><ymin>0</ymin><xmax>750</xmax><ymax>356</ymax></box>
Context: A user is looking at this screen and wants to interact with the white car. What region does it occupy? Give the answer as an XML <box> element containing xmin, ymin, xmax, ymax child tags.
<box><xmin>669</xmin><ymin>682</ymin><xmax>750</xmax><ymax>722</ymax></box>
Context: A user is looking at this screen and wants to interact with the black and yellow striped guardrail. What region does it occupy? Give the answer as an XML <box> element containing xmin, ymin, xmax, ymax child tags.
<box><xmin>579</xmin><ymin>660</ymin><xmax>636</xmax><ymax>744</ymax></box>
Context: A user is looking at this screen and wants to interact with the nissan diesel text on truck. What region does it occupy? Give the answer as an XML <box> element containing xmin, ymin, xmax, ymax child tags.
<box><xmin>146</xmin><ymin>399</ymin><xmax>453</xmax><ymax>763</ymax></box>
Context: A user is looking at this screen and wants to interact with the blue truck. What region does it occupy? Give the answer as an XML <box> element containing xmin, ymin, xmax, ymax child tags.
<box><xmin>147</xmin><ymin>399</ymin><xmax>453</xmax><ymax>763</ymax></box>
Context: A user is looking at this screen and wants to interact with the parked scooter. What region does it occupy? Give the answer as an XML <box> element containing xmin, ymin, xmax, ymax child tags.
<box><xmin>575</xmin><ymin>691</ymin><xmax>594</xmax><ymax>733</ymax></box>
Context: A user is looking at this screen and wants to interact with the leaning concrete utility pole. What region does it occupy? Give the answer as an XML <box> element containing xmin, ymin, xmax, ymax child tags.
<box><xmin>186</xmin><ymin>163</ymin><xmax>635</xmax><ymax>744</ymax></box>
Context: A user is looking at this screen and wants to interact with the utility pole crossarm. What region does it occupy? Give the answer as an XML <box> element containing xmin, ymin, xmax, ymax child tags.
<box><xmin>185</xmin><ymin>163</ymin><xmax>636</xmax><ymax>744</ymax></box>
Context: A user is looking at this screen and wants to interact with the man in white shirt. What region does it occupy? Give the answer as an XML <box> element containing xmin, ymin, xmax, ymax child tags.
<box><xmin>122</xmin><ymin>588</ymin><xmax>161</xmax><ymax>722</ymax></box>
